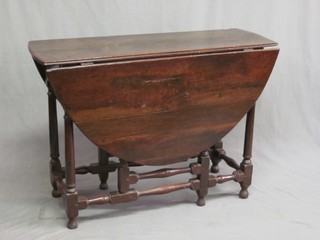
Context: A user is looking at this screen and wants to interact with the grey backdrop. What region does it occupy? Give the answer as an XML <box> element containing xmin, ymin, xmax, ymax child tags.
<box><xmin>1</xmin><ymin>0</ymin><xmax>319</xmax><ymax>239</ymax></box>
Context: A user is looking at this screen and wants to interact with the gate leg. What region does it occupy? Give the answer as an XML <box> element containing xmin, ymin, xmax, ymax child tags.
<box><xmin>64</xmin><ymin>114</ymin><xmax>78</xmax><ymax>229</ymax></box>
<box><xmin>239</xmin><ymin>105</ymin><xmax>255</xmax><ymax>199</ymax></box>
<box><xmin>48</xmin><ymin>88</ymin><xmax>62</xmax><ymax>198</ymax></box>
<box><xmin>118</xmin><ymin>160</ymin><xmax>130</xmax><ymax>194</ymax></box>
<box><xmin>98</xmin><ymin>148</ymin><xmax>110</xmax><ymax>190</ymax></box>
<box><xmin>210</xmin><ymin>141</ymin><xmax>224</xmax><ymax>173</ymax></box>
<box><xmin>196</xmin><ymin>151</ymin><xmax>210</xmax><ymax>206</ymax></box>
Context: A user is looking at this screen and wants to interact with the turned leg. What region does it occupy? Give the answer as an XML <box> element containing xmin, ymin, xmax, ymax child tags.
<box><xmin>48</xmin><ymin>88</ymin><xmax>62</xmax><ymax>198</ymax></box>
<box><xmin>64</xmin><ymin>114</ymin><xmax>78</xmax><ymax>229</ymax></box>
<box><xmin>98</xmin><ymin>148</ymin><xmax>109</xmax><ymax>190</ymax></box>
<box><xmin>118</xmin><ymin>160</ymin><xmax>130</xmax><ymax>194</ymax></box>
<box><xmin>210</xmin><ymin>140</ymin><xmax>224</xmax><ymax>173</ymax></box>
<box><xmin>239</xmin><ymin>105</ymin><xmax>255</xmax><ymax>199</ymax></box>
<box><xmin>196</xmin><ymin>151</ymin><xmax>210</xmax><ymax>206</ymax></box>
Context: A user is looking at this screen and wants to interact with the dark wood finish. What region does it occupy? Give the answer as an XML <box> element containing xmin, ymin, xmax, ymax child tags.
<box><xmin>243</xmin><ymin>105</ymin><xmax>255</xmax><ymax>164</ymax></box>
<box><xmin>98</xmin><ymin>148</ymin><xmax>109</xmax><ymax>190</ymax></box>
<box><xmin>196</xmin><ymin>151</ymin><xmax>210</xmax><ymax>206</ymax></box>
<box><xmin>129</xmin><ymin>163</ymin><xmax>202</xmax><ymax>185</ymax></box>
<box><xmin>48</xmin><ymin>87</ymin><xmax>63</xmax><ymax>198</ymax></box>
<box><xmin>64</xmin><ymin>114</ymin><xmax>78</xmax><ymax>229</ymax></box>
<box><xmin>75</xmin><ymin>167</ymin><xmax>246</xmax><ymax>209</ymax></box>
<box><xmin>210</xmin><ymin>141</ymin><xmax>223</xmax><ymax>173</ymax></box>
<box><xmin>211</xmin><ymin>141</ymin><xmax>240</xmax><ymax>172</ymax></box>
<box><xmin>129</xmin><ymin>166</ymin><xmax>194</xmax><ymax>185</ymax></box>
<box><xmin>75</xmin><ymin>160</ymin><xmax>118</xmax><ymax>175</ymax></box>
<box><xmin>28</xmin><ymin>29</ymin><xmax>276</xmax><ymax>66</ymax></box>
<box><xmin>46</xmin><ymin>49</ymin><xmax>278</xmax><ymax>166</ymax></box>
<box><xmin>118</xmin><ymin>160</ymin><xmax>130</xmax><ymax>194</ymax></box>
<box><xmin>208</xmin><ymin>170</ymin><xmax>244</xmax><ymax>187</ymax></box>
<box><xmin>239</xmin><ymin>105</ymin><xmax>255</xmax><ymax>199</ymax></box>
<box><xmin>29</xmin><ymin>29</ymin><xmax>279</xmax><ymax>229</ymax></box>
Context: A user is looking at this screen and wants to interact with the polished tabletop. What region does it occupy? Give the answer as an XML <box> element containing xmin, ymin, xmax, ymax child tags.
<box><xmin>28</xmin><ymin>29</ymin><xmax>277</xmax><ymax>66</ymax></box>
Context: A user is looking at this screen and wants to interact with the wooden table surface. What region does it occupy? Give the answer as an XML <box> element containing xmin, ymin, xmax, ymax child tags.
<box><xmin>29</xmin><ymin>29</ymin><xmax>278</xmax><ymax>165</ymax></box>
<box><xmin>29</xmin><ymin>28</ymin><xmax>277</xmax><ymax>66</ymax></box>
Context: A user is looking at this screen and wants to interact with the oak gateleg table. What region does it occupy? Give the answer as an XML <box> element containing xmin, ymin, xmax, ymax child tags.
<box><xmin>28</xmin><ymin>29</ymin><xmax>279</xmax><ymax>229</ymax></box>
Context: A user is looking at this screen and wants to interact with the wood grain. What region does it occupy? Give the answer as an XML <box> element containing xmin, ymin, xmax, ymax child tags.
<box><xmin>29</xmin><ymin>29</ymin><xmax>277</xmax><ymax>66</ymax></box>
<box><xmin>47</xmin><ymin>49</ymin><xmax>278</xmax><ymax>165</ymax></box>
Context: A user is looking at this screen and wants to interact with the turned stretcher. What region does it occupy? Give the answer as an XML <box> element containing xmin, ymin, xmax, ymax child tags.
<box><xmin>29</xmin><ymin>29</ymin><xmax>279</xmax><ymax>229</ymax></box>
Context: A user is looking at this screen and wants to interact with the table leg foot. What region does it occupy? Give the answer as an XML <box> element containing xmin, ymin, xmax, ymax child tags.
<box><xmin>52</xmin><ymin>189</ymin><xmax>62</xmax><ymax>198</ymax></box>
<box><xmin>50</xmin><ymin>159</ymin><xmax>63</xmax><ymax>198</ymax></box>
<box><xmin>196</xmin><ymin>197</ymin><xmax>206</xmax><ymax>206</ymax></box>
<box><xmin>238</xmin><ymin>162</ymin><xmax>252</xmax><ymax>199</ymax></box>
<box><xmin>239</xmin><ymin>185</ymin><xmax>249</xmax><ymax>199</ymax></box>
<box><xmin>99</xmin><ymin>182</ymin><xmax>108</xmax><ymax>190</ymax></box>
<box><xmin>67</xmin><ymin>218</ymin><xmax>78</xmax><ymax>229</ymax></box>
<box><xmin>211</xmin><ymin>165</ymin><xmax>220</xmax><ymax>174</ymax></box>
